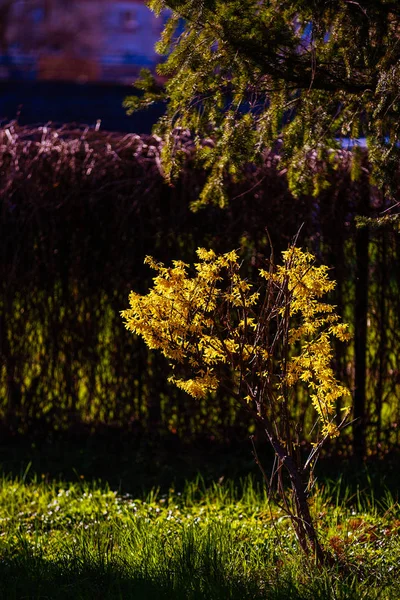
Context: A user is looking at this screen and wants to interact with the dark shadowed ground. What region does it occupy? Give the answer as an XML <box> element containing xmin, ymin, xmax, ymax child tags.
<box><xmin>0</xmin><ymin>425</ymin><xmax>398</xmax><ymax>499</ymax></box>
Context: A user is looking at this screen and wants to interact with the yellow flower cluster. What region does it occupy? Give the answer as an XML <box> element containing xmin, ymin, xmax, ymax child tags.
<box><xmin>121</xmin><ymin>246</ymin><xmax>351</xmax><ymax>439</ymax></box>
<box><xmin>261</xmin><ymin>247</ymin><xmax>351</xmax><ymax>437</ymax></box>
<box><xmin>121</xmin><ymin>248</ymin><xmax>245</xmax><ymax>396</ymax></box>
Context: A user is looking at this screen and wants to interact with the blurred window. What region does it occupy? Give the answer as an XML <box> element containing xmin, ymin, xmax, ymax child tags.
<box><xmin>31</xmin><ymin>7</ymin><xmax>45</xmax><ymax>23</ymax></box>
<box><xmin>120</xmin><ymin>10</ymin><xmax>138</xmax><ymax>31</ymax></box>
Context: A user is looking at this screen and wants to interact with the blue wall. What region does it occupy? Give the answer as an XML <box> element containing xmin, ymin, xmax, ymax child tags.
<box><xmin>0</xmin><ymin>81</ymin><xmax>165</xmax><ymax>133</ymax></box>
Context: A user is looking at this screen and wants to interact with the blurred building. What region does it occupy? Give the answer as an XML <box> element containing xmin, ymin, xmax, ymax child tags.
<box><xmin>0</xmin><ymin>0</ymin><xmax>165</xmax><ymax>84</ymax></box>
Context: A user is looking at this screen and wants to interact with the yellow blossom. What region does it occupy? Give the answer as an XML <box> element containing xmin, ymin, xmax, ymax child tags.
<box><xmin>122</xmin><ymin>246</ymin><xmax>351</xmax><ymax>440</ymax></box>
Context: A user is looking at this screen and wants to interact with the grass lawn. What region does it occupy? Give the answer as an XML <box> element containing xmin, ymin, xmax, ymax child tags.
<box><xmin>0</xmin><ymin>470</ymin><xmax>399</xmax><ymax>599</ymax></box>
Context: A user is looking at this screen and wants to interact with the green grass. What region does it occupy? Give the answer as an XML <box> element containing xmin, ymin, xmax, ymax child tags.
<box><xmin>0</xmin><ymin>474</ymin><xmax>399</xmax><ymax>599</ymax></box>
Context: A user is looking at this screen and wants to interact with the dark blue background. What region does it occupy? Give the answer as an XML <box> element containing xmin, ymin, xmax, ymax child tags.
<box><xmin>0</xmin><ymin>81</ymin><xmax>165</xmax><ymax>133</ymax></box>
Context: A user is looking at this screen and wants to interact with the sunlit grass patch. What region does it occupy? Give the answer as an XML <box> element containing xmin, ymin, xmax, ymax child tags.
<box><xmin>0</xmin><ymin>475</ymin><xmax>399</xmax><ymax>599</ymax></box>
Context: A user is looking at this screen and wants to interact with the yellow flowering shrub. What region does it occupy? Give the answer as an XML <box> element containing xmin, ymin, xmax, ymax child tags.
<box><xmin>121</xmin><ymin>246</ymin><xmax>351</xmax><ymax>439</ymax></box>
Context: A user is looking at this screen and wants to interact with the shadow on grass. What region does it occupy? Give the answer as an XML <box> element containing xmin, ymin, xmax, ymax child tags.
<box><xmin>0</xmin><ymin>550</ymin><xmax>383</xmax><ymax>600</ymax></box>
<box><xmin>0</xmin><ymin>425</ymin><xmax>399</xmax><ymax>499</ymax></box>
<box><xmin>0</xmin><ymin>552</ymin><xmax>271</xmax><ymax>600</ymax></box>
<box><xmin>0</xmin><ymin>427</ymin><xmax>261</xmax><ymax>494</ymax></box>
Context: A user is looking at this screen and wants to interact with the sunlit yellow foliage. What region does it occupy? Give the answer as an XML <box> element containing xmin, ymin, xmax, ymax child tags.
<box><xmin>121</xmin><ymin>246</ymin><xmax>351</xmax><ymax>439</ymax></box>
<box><xmin>260</xmin><ymin>247</ymin><xmax>351</xmax><ymax>436</ymax></box>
